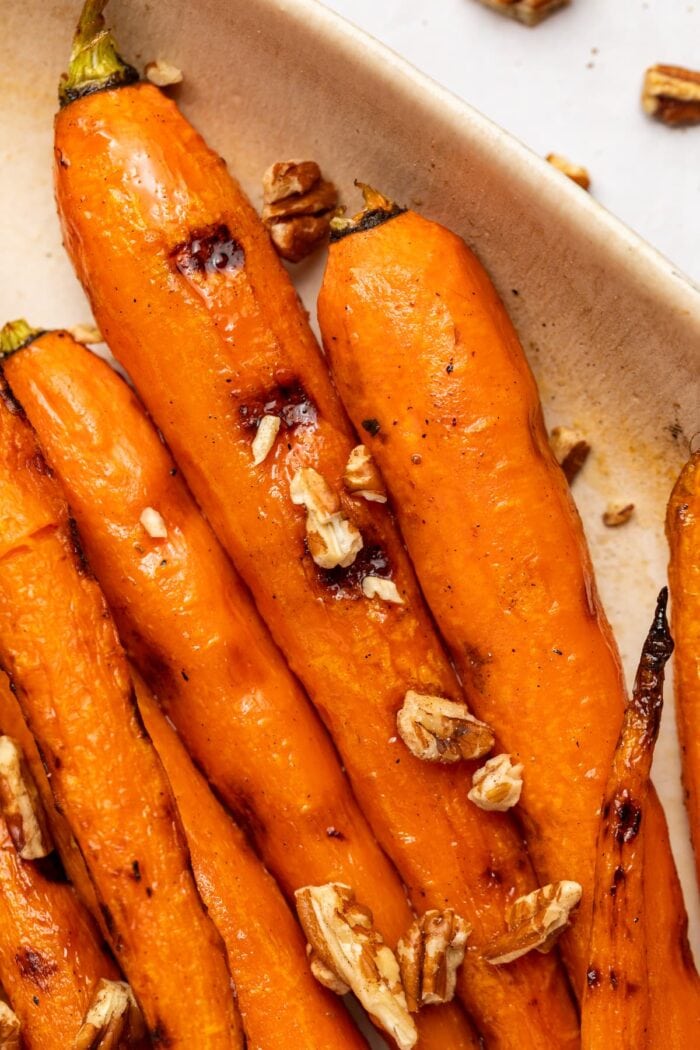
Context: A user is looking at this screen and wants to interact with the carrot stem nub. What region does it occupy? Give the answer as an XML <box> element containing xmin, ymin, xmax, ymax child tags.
<box><xmin>59</xmin><ymin>0</ymin><xmax>138</xmax><ymax>108</ymax></box>
<box><xmin>0</xmin><ymin>320</ymin><xmax>43</xmax><ymax>357</ymax></box>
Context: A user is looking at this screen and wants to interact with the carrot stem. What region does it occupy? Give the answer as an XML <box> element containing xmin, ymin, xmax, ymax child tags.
<box><xmin>0</xmin><ymin>320</ymin><xmax>43</xmax><ymax>356</ymax></box>
<box><xmin>330</xmin><ymin>182</ymin><xmax>403</xmax><ymax>239</ymax></box>
<box><xmin>59</xmin><ymin>0</ymin><xmax>137</xmax><ymax>108</ymax></box>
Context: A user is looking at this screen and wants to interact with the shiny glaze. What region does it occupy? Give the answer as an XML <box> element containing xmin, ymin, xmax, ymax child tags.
<box><xmin>55</xmin><ymin>82</ymin><xmax>577</xmax><ymax>1048</ymax></box>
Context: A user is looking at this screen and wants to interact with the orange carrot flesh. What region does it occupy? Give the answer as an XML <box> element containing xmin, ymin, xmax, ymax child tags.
<box><xmin>318</xmin><ymin>205</ymin><xmax>700</xmax><ymax>1035</ymax></box>
<box><xmin>581</xmin><ymin>590</ymin><xmax>673</xmax><ymax>1048</ymax></box>
<box><xmin>132</xmin><ymin>674</ymin><xmax>367</xmax><ymax>1050</ymax></box>
<box><xmin>0</xmin><ymin>375</ymin><xmax>241</xmax><ymax>1047</ymax></box>
<box><xmin>6</xmin><ymin>332</ymin><xmax>478</xmax><ymax>1050</ymax></box>
<box><xmin>54</xmin><ymin>83</ymin><xmax>577</xmax><ymax>1048</ymax></box>
<box><xmin>667</xmin><ymin>452</ymin><xmax>700</xmax><ymax>885</ymax></box>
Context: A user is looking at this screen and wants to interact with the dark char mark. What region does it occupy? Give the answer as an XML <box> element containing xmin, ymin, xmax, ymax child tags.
<box><xmin>15</xmin><ymin>947</ymin><xmax>57</xmax><ymax>989</ymax></box>
<box><xmin>238</xmin><ymin>378</ymin><xmax>317</xmax><ymax>433</ymax></box>
<box><xmin>329</xmin><ymin>204</ymin><xmax>405</xmax><ymax>242</ymax></box>
<box><xmin>171</xmin><ymin>223</ymin><xmax>244</xmax><ymax>278</ymax></box>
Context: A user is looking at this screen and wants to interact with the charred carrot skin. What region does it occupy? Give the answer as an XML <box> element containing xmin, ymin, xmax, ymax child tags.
<box><xmin>132</xmin><ymin>674</ymin><xmax>367</xmax><ymax>1050</ymax></box>
<box><xmin>581</xmin><ymin>590</ymin><xmax>673</xmax><ymax>1049</ymax></box>
<box><xmin>318</xmin><ymin>203</ymin><xmax>700</xmax><ymax>1036</ymax></box>
<box><xmin>5</xmin><ymin>332</ymin><xmax>477</xmax><ymax>1050</ymax></box>
<box><xmin>0</xmin><ymin>374</ymin><xmax>241</xmax><ymax>1048</ymax></box>
<box><xmin>54</xmin><ymin>79</ymin><xmax>578</xmax><ymax>1050</ymax></box>
<box><xmin>667</xmin><ymin>452</ymin><xmax>700</xmax><ymax>886</ymax></box>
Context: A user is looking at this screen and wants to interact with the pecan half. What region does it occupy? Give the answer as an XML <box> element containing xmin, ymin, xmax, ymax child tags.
<box><xmin>290</xmin><ymin>467</ymin><xmax>363</xmax><ymax>570</ymax></box>
<box><xmin>468</xmin><ymin>753</ymin><xmax>524</xmax><ymax>812</ymax></box>
<box><xmin>546</xmin><ymin>154</ymin><xmax>590</xmax><ymax>190</ymax></box>
<box><xmin>549</xmin><ymin>425</ymin><xmax>591</xmax><ymax>484</ymax></box>
<box><xmin>295</xmin><ymin>883</ymin><xmax>417</xmax><ymax>1050</ymax></box>
<box><xmin>484</xmin><ymin>881</ymin><xmax>583</xmax><ymax>965</ymax></box>
<box><xmin>0</xmin><ymin>1001</ymin><xmax>20</xmax><ymax>1049</ymax></box>
<box><xmin>262</xmin><ymin>161</ymin><xmax>338</xmax><ymax>262</ymax></box>
<box><xmin>0</xmin><ymin>736</ymin><xmax>53</xmax><ymax>860</ymax></box>
<box><xmin>74</xmin><ymin>980</ymin><xmax>145</xmax><ymax>1050</ymax></box>
<box><xmin>343</xmin><ymin>445</ymin><xmax>387</xmax><ymax>503</ymax></box>
<box><xmin>642</xmin><ymin>65</ymin><xmax>700</xmax><ymax>126</ymax></box>
<box><xmin>396</xmin><ymin>691</ymin><xmax>494</xmax><ymax>763</ymax></box>
<box><xmin>475</xmin><ymin>0</ymin><xmax>569</xmax><ymax>27</ymax></box>
<box><xmin>397</xmin><ymin>910</ymin><xmax>471</xmax><ymax>1012</ymax></box>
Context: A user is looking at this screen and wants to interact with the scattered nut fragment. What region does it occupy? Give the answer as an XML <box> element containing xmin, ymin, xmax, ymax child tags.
<box><xmin>145</xmin><ymin>59</ymin><xmax>184</xmax><ymax>87</ymax></box>
<box><xmin>397</xmin><ymin>691</ymin><xmax>494</xmax><ymax>764</ymax></box>
<box><xmin>290</xmin><ymin>467</ymin><xmax>363</xmax><ymax>570</ymax></box>
<box><xmin>139</xmin><ymin>507</ymin><xmax>168</xmax><ymax>539</ymax></box>
<box><xmin>362</xmin><ymin>576</ymin><xmax>404</xmax><ymax>605</ymax></box>
<box><xmin>74</xmin><ymin>979</ymin><xmax>145</xmax><ymax>1050</ymax></box>
<box><xmin>307</xmin><ymin>945</ymin><xmax>350</xmax><ymax>995</ymax></box>
<box><xmin>295</xmin><ymin>883</ymin><xmax>417</xmax><ymax>1050</ymax></box>
<box><xmin>546</xmin><ymin>154</ymin><xmax>590</xmax><ymax>190</ymax></box>
<box><xmin>397</xmin><ymin>910</ymin><xmax>471</xmax><ymax>1012</ymax></box>
<box><xmin>68</xmin><ymin>323</ymin><xmax>103</xmax><ymax>345</ymax></box>
<box><xmin>484</xmin><ymin>881</ymin><xmax>583</xmax><ymax>965</ymax></box>
<box><xmin>251</xmin><ymin>414</ymin><xmax>281</xmax><ymax>466</ymax></box>
<box><xmin>262</xmin><ymin>160</ymin><xmax>338</xmax><ymax>262</ymax></box>
<box><xmin>468</xmin><ymin>753</ymin><xmax>524</xmax><ymax>812</ymax></box>
<box><xmin>0</xmin><ymin>736</ymin><xmax>53</xmax><ymax>860</ymax></box>
<box><xmin>602</xmin><ymin>502</ymin><xmax>635</xmax><ymax>527</ymax></box>
<box><xmin>343</xmin><ymin>445</ymin><xmax>387</xmax><ymax>503</ymax></box>
<box><xmin>549</xmin><ymin>426</ymin><xmax>591</xmax><ymax>484</ymax></box>
<box><xmin>475</xmin><ymin>0</ymin><xmax>569</xmax><ymax>27</ymax></box>
<box><xmin>642</xmin><ymin>65</ymin><xmax>700</xmax><ymax>126</ymax></box>
<box><xmin>0</xmin><ymin>1000</ymin><xmax>20</xmax><ymax>1048</ymax></box>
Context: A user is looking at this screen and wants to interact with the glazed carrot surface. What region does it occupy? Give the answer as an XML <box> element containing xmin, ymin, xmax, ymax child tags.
<box><xmin>6</xmin><ymin>331</ymin><xmax>476</xmax><ymax>1050</ymax></box>
<box><xmin>55</xmin><ymin>80</ymin><xmax>578</xmax><ymax>1048</ymax></box>
<box><xmin>0</xmin><ymin>374</ymin><xmax>241</xmax><ymax>1048</ymax></box>
<box><xmin>667</xmin><ymin>452</ymin><xmax>700</xmax><ymax>886</ymax></box>
<box><xmin>318</xmin><ymin>203</ymin><xmax>700</xmax><ymax>1037</ymax></box>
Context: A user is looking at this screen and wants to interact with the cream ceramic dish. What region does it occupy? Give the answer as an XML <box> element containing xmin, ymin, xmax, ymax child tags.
<box><xmin>1</xmin><ymin>0</ymin><xmax>699</xmax><ymax>1041</ymax></box>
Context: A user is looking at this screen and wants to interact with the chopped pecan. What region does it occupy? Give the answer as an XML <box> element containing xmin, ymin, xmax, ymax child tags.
<box><xmin>0</xmin><ymin>736</ymin><xmax>53</xmax><ymax>860</ymax></box>
<box><xmin>295</xmin><ymin>884</ymin><xmax>417</xmax><ymax>1050</ymax></box>
<box><xmin>290</xmin><ymin>467</ymin><xmax>363</xmax><ymax>570</ymax></box>
<box><xmin>362</xmin><ymin>576</ymin><xmax>404</xmax><ymax>605</ymax></box>
<box><xmin>396</xmin><ymin>691</ymin><xmax>494</xmax><ymax>763</ymax></box>
<box><xmin>397</xmin><ymin>910</ymin><xmax>471</xmax><ymax>1012</ymax></box>
<box><xmin>0</xmin><ymin>1001</ymin><xmax>20</xmax><ymax>1048</ymax></box>
<box><xmin>602</xmin><ymin>502</ymin><xmax>635</xmax><ymax>527</ymax></box>
<box><xmin>262</xmin><ymin>161</ymin><xmax>338</xmax><ymax>262</ymax></box>
<box><xmin>68</xmin><ymin>323</ymin><xmax>103</xmax><ymax>345</ymax></box>
<box><xmin>484</xmin><ymin>881</ymin><xmax>582</xmax><ymax>964</ymax></box>
<box><xmin>74</xmin><ymin>979</ymin><xmax>145</xmax><ymax>1050</ymax></box>
<box><xmin>145</xmin><ymin>59</ymin><xmax>183</xmax><ymax>87</ymax></box>
<box><xmin>546</xmin><ymin>154</ymin><xmax>591</xmax><ymax>190</ymax></box>
<box><xmin>549</xmin><ymin>426</ymin><xmax>591</xmax><ymax>484</ymax></box>
<box><xmin>468</xmin><ymin>753</ymin><xmax>524</xmax><ymax>812</ymax></box>
<box><xmin>251</xmin><ymin>414</ymin><xmax>281</xmax><ymax>466</ymax></box>
<box><xmin>343</xmin><ymin>445</ymin><xmax>387</xmax><ymax>503</ymax></box>
<box><xmin>139</xmin><ymin>507</ymin><xmax>168</xmax><ymax>539</ymax></box>
<box><xmin>642</xmin><ymin>65</ymin><xmax>700</xmax><ymax>126</ymax></box>
<box><xmin>475</xmin><ymin>0</ymin><xmax>569</xmax><ymax>27</ymax></box>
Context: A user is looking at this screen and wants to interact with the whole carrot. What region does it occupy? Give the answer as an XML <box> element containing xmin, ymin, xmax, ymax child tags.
<box><xmin>667</xmin><ymin>452</ymin><xmax>700</xmax><ymax>885</ymax></box>
<box><xmin>0</xmin><ymin>363</ymin><xmax>241</xmax><ymax>1047</ymax></box>
<box><xmin>53</xmin><ymin>6</ymin><xmax>578</xmax><ymax>1045</ymax></box>
<box><xmin>3</xmin><ymin>327</ymin><xmax>477</xmax><ymax>1050</ymax></box>
<box><xmin>317</xmin><ymin>188</ymin><xmax>700</xmax><ymax>1039</ymax></box>
<box><xmin>581</xmin><ymin>590</ymin><xmax>673</xmax><ymax>1048</ymax></box>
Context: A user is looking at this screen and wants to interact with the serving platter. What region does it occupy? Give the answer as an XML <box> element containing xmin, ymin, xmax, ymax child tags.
<box><xmin>1</xmin><ymin>0</ymin><xmax>698</xmax><ymax>1038</ymax></box>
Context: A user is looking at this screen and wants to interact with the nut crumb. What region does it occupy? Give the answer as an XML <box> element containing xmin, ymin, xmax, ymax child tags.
<box><xmin>343</xmin><ymin>445</ymin><xmax>387</xmax><ymax>503</ymax></box>
<box><xmin>0</xmin><ymin>736</ymin><xmax>53</xmax><ymax>860</ymax></box>
<box><xmin>397</xmin><ymin>910</ymin><xmax>471</xmax><ymax>1012</ymax></box>
<box><xmin>75</xmin><ymin>980</ymin><xmax>145</xmax><ymax>1050</ymax></box>
<box><xmin>262</xmin><ymin>161</ymin><xmax>338</xmax><ymax>262</ymax></box>
<box><xmin>549</xmin><ymin>426</ymin><xmax>591</xmax><ymax>483</ymax></box>
<box><xmin>397</xmin><ymin>691</ymin><xmax>494</xmax><ymax>764</ymax></box>
<box><xmin>642</xmin><ymin>64</ymin><xmax>700</xmax><ymax>126</ymax></box>
<box><xmin>68</xmin><ymin>323</ymin><xmax>103</xmax><ymax>345</ymax></box>
<box><xmin>468</xmin><ymin>753</ymin><xmax>524</xmax><ymax>812</ymax></box>
<box><xmin>251</xmin><ymin>414</ymin><xmax>281</xmax><ymax>466</ymax></box>
<box><xmin>484</xmin><ymin>881</ymin><xmax>583</xmax><ymax>965</ymax></box>
<box><xmin>546</xmin><ymin>154</ymin><xmax>591</xmax><ymax>190</ymax></box>
<box><xmin>475</xmin><ymin>0</ymin><xmax>569</xmax><ymax>26</ymax></box>
<box><xmin>602</xmin><ymin>503</ymin><xmax>635</xmax><ymax>527</ymax></box>
<box><xmin>295</xmin><ymin>883</ymin><xmax>417</xmax><ymax>1050</ymax></box>
<box><xmin>140</xmin><ymin>507</ymin><xmax>168</xmax><ymax>539</ymax></box>
<box><xmin>362</xmin><ymin>576</ymin><xmax>404</xmax><ymax>605</ymax></box>
<box><xmin>290</xmin><ymin>467</ymin><xmax>363</xmax><ymax>569</ymax></box>
<box><xmin>145</xmin><ymin>59</ymin><xmax>183</xmax><ymax>87</ymax></box>
<box><xmin>0</xmin><ymin>1001</ymin><xmax>20</xmax><ymax>1048</ymax></box>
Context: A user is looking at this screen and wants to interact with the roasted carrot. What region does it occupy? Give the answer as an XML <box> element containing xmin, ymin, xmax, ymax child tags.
<box><xmin>317</xmin><ymin>190</ymin><xmax>700</xmax><ymax>1037</ymax></box>
<box><xmin>2</xmin><ymin>328</ymin><xmax>478</xmax><ymax>1050</ymax></box>
<box><xmin>53</xmin><ymin>7</ymin><xmax>578</xmax><ymax>1045</ymax></box>
<box><xmin>581</xmin><ymin>589</ymin><xmax>673</xmax><ymax>1048</ymax></box>
<box><xmin>0</xmin><ymin>368</ymin><xmax>241</xmax><ymax>1047</ymax></box>
<box><xmin>667</xmin><ymin>452</ymin><xmax>700</xmax><ymax>885</ymax></box>
<box><xmin>0</xmin><ymin>740</ymin><xmax>121</xmax><ymax>1049</ymax></box>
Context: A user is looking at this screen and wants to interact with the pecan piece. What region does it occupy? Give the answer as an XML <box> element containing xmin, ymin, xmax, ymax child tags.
<box><xmin>602</xmin><ymin>503</ymin><xmax>635</xmax><ymax>527</ymax></box>
<box><xmin>642</xmin><ymin>65</ymin><xmax>700</xmax><ymax>126</ymax></box>
<box><xmin>295</xmin><ymin>884</ymin><xmax>417</xmax><ymax>1050</ymax></box>
<box><xmin>251</xmin><ymin>414</ymin><xmax>281</xmax><ymax>466</ymax></box>
<box><xmin>397</xmin><ymin>691</ymin><xmax>494</xmax><ymax>763</ymax></box>
<box><xmin>290</xmin><ymin>467</ymin><xmax>363</xmax><ymax>570</ymax></box>
<box><xmin>549</xmin><ymin>425</ymin><xmax>591</xmax><ymax>484</ymax></box>
<box><xmin>145</xmin><ymin>59</ymin><xmax>183</xmax><ymax>87</ymax></box>
<box><xmin>74</xmin><ymin>979</ymin><xmax>145</xmax><ymax>1050</ymax></box>
<box><xmin>475</xmin><ymin>0</ymin><xmax>569</xmax><ymax>27</ymax></box>
<box><xmin>139</xmin><ymin>506</ymin><xmax>168</xmax><ymax>539</ymax></box>
<box><xmin>262</xmin><ymin>161</ymin><xmax>338</xmax><ymax>262</ymax></box>
<box><xmin>468</xmin><ymin>753</ymin><xmax>524</xmax><ymax>812</ymax></box>
<box><xmin>0</xmin><ymin>736</ymin><xmax>53</xmax><ymax>860</ymax></box>
<box><xmin>0</xmin><ymin>1001</ymin><xmax>20</xmax><ymax>1049</ymax></box>
<box><xmin>484</xmin><ymin>881</ymin><xmax>582</xmax><ymax>964</ymax></box>
<box><xmin>397</xmin><ymin>910</ymin><xmax>471</xmax><ymax>1012</ymax></box>
<box><xmin>67</xmin><ymin>323</ymin><xmax>103</xmax><ymax>345</ymax></box>
<box><xmin>546</xmin><ymin>154</ymin><xmax>591</xmax><ymax>190</ymax></box>
<box><xmin>343</xmin><ymin>445</ymin><xmax>387</xmax><ymax>503</ymax></box>
<box><xmin>362</xmin><ymin>576</ymin><xmax>404</xmax><ymax>605</ymax></box>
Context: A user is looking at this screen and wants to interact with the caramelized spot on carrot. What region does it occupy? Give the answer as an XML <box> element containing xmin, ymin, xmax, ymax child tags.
<box><xmin>238</xmin><ymin>379</ymin><xmax>317</xmax><ymax>433</ymax></box>
<box><xmin>15</xmin><ymin>947</ymin><xmax>58</xmax><ymax>989</ymax></box>
<box><xmin>171</xmin><ymin>224</ymin><xmax>244</xmax><ymax>278</ymax></box>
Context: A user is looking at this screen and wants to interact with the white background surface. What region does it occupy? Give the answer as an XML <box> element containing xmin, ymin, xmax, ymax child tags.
<box><xmin>323</xmin><ymin>0</ymin><xmax>700</xmax><ymax>282</ymax></box>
